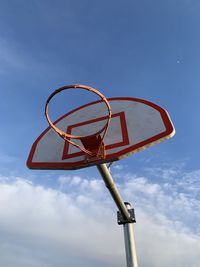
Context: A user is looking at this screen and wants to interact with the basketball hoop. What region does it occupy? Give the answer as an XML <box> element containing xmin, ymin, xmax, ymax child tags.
<box><xmin>28</xmin><ymin>84</ymin><xmax>176</xmax><ymax>267</ymax></box>
<box><xmin>45</xmin><ymin>84</ymin><xmax>112</xmax><ymax>160</ymax></box>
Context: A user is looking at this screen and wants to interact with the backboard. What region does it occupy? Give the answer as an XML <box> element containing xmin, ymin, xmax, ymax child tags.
<box><xmin>27</xmin><ymin>97</ymin><xmax>175</xmax><ymax>170</ymax></box>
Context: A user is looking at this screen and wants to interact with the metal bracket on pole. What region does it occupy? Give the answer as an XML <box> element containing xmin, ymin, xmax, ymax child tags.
<box><xmin>117</xmin><ymin>202</ymin><xmax>136</xmax><ymax>225</ymax></box>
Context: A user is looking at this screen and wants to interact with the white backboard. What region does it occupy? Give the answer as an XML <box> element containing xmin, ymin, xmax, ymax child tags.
<box><xmin>27</xmin><ymin>97</ymin><xmax>175</xmax><ymax>169</ymax></box>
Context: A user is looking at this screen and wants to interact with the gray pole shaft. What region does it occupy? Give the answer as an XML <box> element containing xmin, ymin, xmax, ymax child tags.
<box><xmin>97</xmin><ymin>164</ymin><xmax>138</xmax><ymax>267</ymax></box>
<box><xmin>97</xmin><ymin>163</ymin><xmax>130</xmax><ymax>220</ymax></box>
<box><xmin>123</xmin><ymin>204</ymin><xmax>138</xmax><ymax>267</ymax></box>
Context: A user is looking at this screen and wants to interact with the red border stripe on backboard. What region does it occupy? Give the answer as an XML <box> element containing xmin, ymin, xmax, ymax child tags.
<box><xmin>62</xmin><ymin>112</ymin><xmax>129</xmax><ymax>159</ymax></box>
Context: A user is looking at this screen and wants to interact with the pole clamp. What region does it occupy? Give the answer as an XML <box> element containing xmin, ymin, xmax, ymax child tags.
<box><xmin>117</xmin><ymin>203</ymin><xmax>136</xmax><ymax>225</ymax></box>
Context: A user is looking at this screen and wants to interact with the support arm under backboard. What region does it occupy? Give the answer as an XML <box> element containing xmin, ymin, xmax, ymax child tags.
<box><xmin>97</xmin><ymin>164</ymin><xmax>131</xmax><ymax>220</ymax></box>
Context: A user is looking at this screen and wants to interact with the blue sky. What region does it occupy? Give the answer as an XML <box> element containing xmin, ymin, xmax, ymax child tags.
<box><xmin>0</xmin><ymin>0</ymin><xmax>200</xmax><ymax>266</ymax></box>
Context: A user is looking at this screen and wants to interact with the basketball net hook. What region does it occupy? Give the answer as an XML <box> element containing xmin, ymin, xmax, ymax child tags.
<box><xmin>45</xmin><ymin>84</ymin><xmax>112</xmax><ymax>162</ymax></box>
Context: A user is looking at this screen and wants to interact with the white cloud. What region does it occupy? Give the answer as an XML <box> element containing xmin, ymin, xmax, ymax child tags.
<box><xmin>0</xmin><ymin>167</ymin><xmax>200</xmax><ymax>267</ymax></box>
<box><xmin>0</xmin><ymin>36</ymin><xmax>64</xmax><ymax>77</ymax></box>
<box><xmin>113</xmin><ymin>164</ymin><xmax>125</xmax><ymax>170</ymax></box>
<box><xmin>135</xmin><ymin>209</ymin><xmax>200</xmax><ymax>267</ymax></box>
<box><xmin>0</xmin><ymin>152</ymin><xmax>18</xmax><ymax>164</ymax></box>
<box><xmin>120</xmin><ymin>167</ymin><xmax>200</xmax><ymax>234</ymax></box>
<box><xmin>0</xmin><ymin>38</ymin><xmax>25</xmax><ymax>73</ymax></box>
<box><xmin>0</xmin><ymin>177</ymin><xmax>122</xmax><ymax>267</ymax></box>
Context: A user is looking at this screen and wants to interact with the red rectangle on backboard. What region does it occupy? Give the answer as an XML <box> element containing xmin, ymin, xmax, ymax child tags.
<box><xmin>62</xmin><ymin>112</ymin><xmax>129</xmax><ymax>160</ymax></box>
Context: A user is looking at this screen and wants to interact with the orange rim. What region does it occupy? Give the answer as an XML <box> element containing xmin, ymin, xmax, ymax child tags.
<box><xmin>45</xmin><ymin>84</ymin><xmax>112</xmax><ymax>156</ymax></box>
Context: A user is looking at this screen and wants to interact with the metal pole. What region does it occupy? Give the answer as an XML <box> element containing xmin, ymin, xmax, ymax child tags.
<box><xmin>123</xmin><ymin>204</ymin><xmax>138</xmax><ymax>267</ymax></box>
<box><xmin>97</xmin><ymin>163</ymin><xmax>130</xmax><ymax>220</ymax></box>
<box><xmin>96</xmin><ymin>163</ymin><xmax>138</xmax><ymax>267</ymax></box>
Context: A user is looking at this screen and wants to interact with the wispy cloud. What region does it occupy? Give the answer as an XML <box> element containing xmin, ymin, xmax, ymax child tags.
<box><xmin>0</xmin><ymin>36</ymin><xmax>62</xmax><ymax>77</ymax></box>
<box><xmin>118</xmin><ymin>165</ymin><xmax>200</xmax><ymax>234</ymax></box>
<box><xmin>0</xmin><ymin>38</ymin><xmax>25</xmax><ymax>73</ymax></box>
<box><xmin>0</xmin><ymin>152</ymin><xmax>18</xmax><ymax>164</ymax></box>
